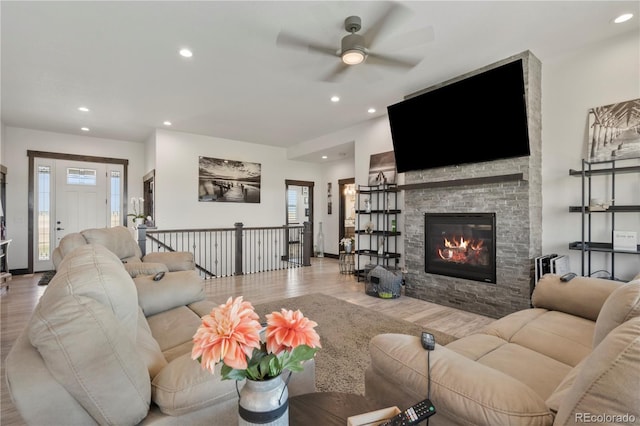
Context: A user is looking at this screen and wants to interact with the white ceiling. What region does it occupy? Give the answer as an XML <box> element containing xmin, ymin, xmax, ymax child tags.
<box><xmin>1</xmin><ymin>1</ymin><xmax>638</xmax><ymax>162</ymax></box>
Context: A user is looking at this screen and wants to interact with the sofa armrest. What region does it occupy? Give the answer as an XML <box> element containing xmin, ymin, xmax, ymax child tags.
<box><xmin>134</xmin><ymin>270</ymin><xmax>204</xmax><ymax>316</ymax></box>
<box><xmin>143</xmin><ymin>251</ymin><xmax>195</xmax><ymax>272</ymax></box>
<box><xmin>367</xmin><ymin>334</ymin><xmax>553</xmax><ymax>426</ymax></box>
<box><xmin>532</xmin><ymin>274</ymin><xmax>621</xmax><ymax>321</ymax></box>
<box><xmin>124</xmin><ymin>261</ymin><xmax>169</xmax><ymax>278</ymax></box>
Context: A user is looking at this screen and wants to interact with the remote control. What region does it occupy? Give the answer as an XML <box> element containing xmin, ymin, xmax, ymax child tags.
<box><xmin>560</xmin><ymin>272</ymin><xmax>577</xmax><ymax>282</ymax></box>
<box><xmin>421</xmin><ymin>332</ymin><xmax>435</xmax><ymax>351</ymax></box>
<box><xmin>380</xmin><ymin>399</ymin><xmax>436</xmax><ymax>426</ymax></box>
<box><xmin>153</xmin><ymin>272</ymin><xmax>165</xmax><ymax>281</ymax></box>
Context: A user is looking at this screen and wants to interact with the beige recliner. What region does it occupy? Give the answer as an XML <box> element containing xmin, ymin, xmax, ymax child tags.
<box><xmin>52</xmin><ymin>226</ymin><xmax>195</xmax><ymax>277</ymax></box>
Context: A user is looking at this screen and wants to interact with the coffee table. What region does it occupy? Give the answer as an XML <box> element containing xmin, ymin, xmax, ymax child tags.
<box><xmin>289</xmin><ymin>391</ymin><xmax>387</xmax><ymax>425</ymax></box>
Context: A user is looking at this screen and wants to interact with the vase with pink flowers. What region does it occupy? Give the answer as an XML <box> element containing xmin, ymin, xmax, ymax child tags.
<box><xmin>192</xmin><ymin>296</ymin><xmax>321</xmax><ymax>425</ymax></box>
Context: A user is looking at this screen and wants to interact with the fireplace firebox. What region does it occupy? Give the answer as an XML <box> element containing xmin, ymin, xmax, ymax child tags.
<box><xmin>424</xmin><ymin>213</ymin><xmax>496</xmax><ymax>283</ymax></box>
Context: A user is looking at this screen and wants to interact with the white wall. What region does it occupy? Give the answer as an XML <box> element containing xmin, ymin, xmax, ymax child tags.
<box><xmin>542</xmin><ymin>30</ymin><xmax>640</xmax><ymax>281</ymax></box>
<box><xmin>152</xmin><ymin>129</ymin><xmax>323</xmax><ymax>229</ymax></box>
<box><xmin>4</xmin><ymin>127</ymin><xmax>146</xmax><ymax>270</ymax></box>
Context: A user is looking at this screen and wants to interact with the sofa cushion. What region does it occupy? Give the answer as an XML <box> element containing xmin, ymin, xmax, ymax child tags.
<box><xmin>545</xmin><ymin>358</ymin><xmax>585</xmax><ymax>413</ymax></box>
<box><xmin>151</xmin><ymin>353</ymin><xmax>237</xmax><ymax>416</ymax></box>
<box><xmin>40</xmin><ymin>244</ymin><xmax>139</xmax><ymax>340</ymax></box>
<box><xmin>368</xmin><ymin>334</ymin><xmax>554</xmax><ymax>425</ymax></box>
<box><xmin>143</xmin><ymin>251</ymin><xmax>196</xmax><ymax>272</ymax></box>
<box><xmin>147</xmin><ymin>305</ymin><xmax>203</xmax><ymax>354</ymax></box>
<box><xmin>532</xmin><ymin>274</ymin><xmax>621</xmax><ymax>321</ymax></box>
<box><xmin>481</xmin><ymin>309</ymin><xmax>594</xmax><ymax>367</ymax></box>
<box><xmin>29</xmin><ymin>294</ymin><xmax>151</xmax><ymax>425</ymax></box>
<box><xmin>82</xmin><ymin>225</ymin><xmax>143</xmax><ymax>260</ymax></box>
<box><xmin>134</xmin><ymin>270</ymin><xmax>204</xmax><ymax>316</ymax></box>
<box><xmin>593</xmin><ymin>281</ymin><xmax>640</xmax><ymax>347</ymax></box>
<box><xmin>136</xmin><ymin>307</ymin><xmax>168</xmax><ymax>379</ymax></box>
<box><xmin>554</xmin><ymin>317</ymin><xmax>640</xmax><ymax>425</ymax></box>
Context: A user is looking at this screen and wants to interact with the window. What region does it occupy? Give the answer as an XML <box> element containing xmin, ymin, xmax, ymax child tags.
<box><xmin>287</xmin><ymin>189</ymin><xmax>298</xmax><ymax>223</ymax></box>
<box><xmin>66</xmin><ymin>167</ymin><xmax>96</xmax><ymax>185</ymax></box>
<box><xmin>109</xmin><ymin>170</ymin><xmax>121</xmax><ymax>227</ymax></box>
<box><xmin>37</xmin><ymin>166</ymin><xmax>51</xmax><ymax>260</ymax></box>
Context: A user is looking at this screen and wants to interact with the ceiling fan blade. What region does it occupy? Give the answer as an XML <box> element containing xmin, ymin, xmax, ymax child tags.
<box><xmin>366</xmin><ymin>52</ymin><xmax>421</xmax><ymax>70</ymax></box>
<box><xmin>361</xmin><ymin>1</ymin><xmax>411</xmax><ymax>49</ymax></box>
<box><xmin>376</xmin><ymin>26</ymin><xmax>435</xmax><ymax>52</ymax></box>
<box><xmin>276</xmin><ymin>31</ymin><xmax>337</xmax><ymax>58</ymax></box>
<box><xmin>320</xmin><ymin>62</ymin><xmax>351</xmax><ymax>82</ymax></box>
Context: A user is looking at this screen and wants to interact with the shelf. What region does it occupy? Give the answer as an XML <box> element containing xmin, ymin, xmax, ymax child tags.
<box><xmin>398</xmin><ymin>173</ymin><xmax>524</xmax><ymax>191</ymax></box>
<box><xmin>355</xmin><ymin>230</ymin><xmax>401</xmax><ymax>236</ymax></box>
<box><xmin>569</xmin><ymin>241</ymin><xmax>640</xmax><ymax>255</ymax></box>
<box><xmin>355</xmin><ymin>249</ymin><xmax>401</xmax><ymax>259</ymax></box>
<box><xmin>569</xmin><ymin>165</ymin><xmax>640</xmax><ymax>177</ymax></box>
<box><xmin>355</xmin><ymin>209</ymin><xmax>401</xmax><ymax>214</ymax></box>
<box><xmin>568</xmin><ymin>205</ymin><xmax>640</xmax><ymax>213</ymax></box>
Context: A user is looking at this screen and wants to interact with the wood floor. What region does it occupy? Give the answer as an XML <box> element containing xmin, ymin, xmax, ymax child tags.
<box><xmin>0</xmin><ymin>257</ymin><xmax>494</xmax><ymax>425</ymax></box>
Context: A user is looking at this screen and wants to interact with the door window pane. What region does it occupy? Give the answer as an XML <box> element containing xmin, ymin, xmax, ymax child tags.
<box><xmin>67</xmin><ymin>168</ymin><xmax>97</xmax><ymax>185</ymax></box>
<box><xmin>110</xmin><ymin>171</ymin><xmax>121</xmax><ymax>227</ymax></box>
<box><xmin>37</xmin><ymin>166</ymin><xmax>51</xmax><ymax>260</ymax></box>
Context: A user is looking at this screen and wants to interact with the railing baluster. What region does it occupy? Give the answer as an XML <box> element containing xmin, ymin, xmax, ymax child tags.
<box><xmin>143</xmin><ymin>224</ymin><xmax>307</xmax><ymax>278</ymax></box>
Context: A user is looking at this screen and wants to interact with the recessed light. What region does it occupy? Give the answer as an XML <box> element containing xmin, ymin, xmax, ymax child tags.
<box><xmin>81</xmin><ymin>127</ymin><xmax>90</xmax><ymax>132</ymax></box>
<box><xmin>331</xmin><ymin>96</ymin><xmax>340</xmax><ymax>103</ymax></box>
<box><xmin>179</xmin><ymin>48</ymin><xmax>193</xmax><ymax>58</ymax></box>
<box><xmin>78</xmin><ymin>106</ymin><xmax>90</xmax><ymax>112</ymax></box>
<box><xmin>322</xmin><ymin>155</ymin><xmax>328</xmax><ymax>159</ymax></box>
<box><xmin>614</xmin><ymin>13</ymin><xmax>633</xmax><ymax>23</ymax></box>
<box><xmin>368</xmin><ymin>108</ymin><xmax>376</xmax><ymax>114</ymax></box>
<box><xmin>163</xmin><ymin>121</ymin><xmax>172</xmax><ymax>126</ymax></box>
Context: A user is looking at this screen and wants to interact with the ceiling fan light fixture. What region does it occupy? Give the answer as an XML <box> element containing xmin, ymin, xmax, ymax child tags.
<box><xmin>342</xmin><ymin>49</ymin><xmax>365</xmax><ymax>65</ymax></box>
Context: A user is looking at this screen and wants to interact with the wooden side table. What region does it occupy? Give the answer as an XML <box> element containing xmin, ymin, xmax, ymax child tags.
<box><xmin>339</xmin><ymin>252</ymin><xmax>355</xmax><ymax>274</ymax></box>
<box><xmin>289</xmin><ymin>392</ymin><xmax>385</xmax><ymax>425</ymax></box>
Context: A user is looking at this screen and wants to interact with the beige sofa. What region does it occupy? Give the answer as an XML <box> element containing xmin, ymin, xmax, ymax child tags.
<box><xmin>52</xmin><ymin>226</ymin><xmax>195</xmax><ymax>278</ymax></box>
<box><xmin>6</xmin><ymin>244</ymin><xmax>315</xmax><ymax>425</ymax></box>
<box><xmin>365</xmin><ymin>274</ymin><xmax>640</xmax><ymax>426</ymax></box>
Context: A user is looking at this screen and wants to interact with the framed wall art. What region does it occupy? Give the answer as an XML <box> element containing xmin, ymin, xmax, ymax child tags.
<box><xmin>198</xmin><ymin>156</ymin><xmax>261</xmax><ymax>203</ymax></box>
<box><xmin>368</xmin><ymin>151</ymin><xmax>398</xmax><ymax>185</ymax></box>
<box><xmin>587</xmin><ymin>98</ymin><xmax>640</xmax><ymax>162</ymax></box>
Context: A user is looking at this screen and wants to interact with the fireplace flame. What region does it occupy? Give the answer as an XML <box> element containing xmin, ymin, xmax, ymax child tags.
<box><xmin>438</xmin><ymin>236</ymin><xmax>485</xmax><ymax>262</ymax></box>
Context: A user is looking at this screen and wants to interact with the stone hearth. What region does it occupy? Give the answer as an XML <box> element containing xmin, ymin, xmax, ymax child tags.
<box><xmin>401</xmin><ymin>51</ymin><xmax>542</xmax><ymax>318</ymax></box>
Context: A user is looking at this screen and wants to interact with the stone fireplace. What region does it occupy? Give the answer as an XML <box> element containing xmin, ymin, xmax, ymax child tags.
<box><xmin>400</xmin><ymin>51</ymin><xmax>542</xmax><ymax>318</ymax></box>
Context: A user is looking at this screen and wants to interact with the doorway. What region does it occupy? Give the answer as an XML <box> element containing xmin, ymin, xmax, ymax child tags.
<box><xmin>285</xmin><ymin>179</ymin><xmax>314</xmax><ymax>257</ymax></box>
<box><xmin>28</xmin><ymin>150</ymin><xmax>128</xmax><ymax>273</ymax></box>
<box><xmin>338</xmin><ymin>178</ymin><xmax>356</xmax><ymax>252</ymax></box>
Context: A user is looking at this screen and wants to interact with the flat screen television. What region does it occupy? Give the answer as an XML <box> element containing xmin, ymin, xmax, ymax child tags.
<box><xmin>387</xmin><ymin>59</ymin><xmax>530</xmax><ymax>173</ymax></box>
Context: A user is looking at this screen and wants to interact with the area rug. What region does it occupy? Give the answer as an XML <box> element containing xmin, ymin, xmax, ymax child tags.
<box><xmin>37</xmin><ymin>270</ymin><xmax>56</xmax><ymax>286</ymax></box>
<box><xmin>254</xmin><ymin>293</ymin><xmax>456</xmax><ymax>395</ymax></box>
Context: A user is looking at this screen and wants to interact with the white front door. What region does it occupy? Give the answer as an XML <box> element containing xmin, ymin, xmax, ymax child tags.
<box><xmin>34</xmin><ymin>158</ymin><xmax>124</xmax><ymax>272</ymax></box>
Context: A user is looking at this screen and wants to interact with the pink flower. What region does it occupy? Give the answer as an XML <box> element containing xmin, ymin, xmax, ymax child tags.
<box><xmin>265</xmin><ymin>309</ymin><xmax>321</xmax><ymax>355</ymax></box>
<box><xmin>191</xmin><ymin>296</ymin><xmax>262</xmax><ymax>373</ymax></box>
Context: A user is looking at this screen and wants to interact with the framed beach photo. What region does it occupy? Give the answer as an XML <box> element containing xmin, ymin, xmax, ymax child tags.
<box><xmin>198</xmin><ymin>156</ymin><xmax>261</xmax><ymax>203</ymax></box>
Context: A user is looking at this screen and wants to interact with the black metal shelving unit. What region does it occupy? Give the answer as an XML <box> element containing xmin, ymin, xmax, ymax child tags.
<box><xmin>568</xmin><ymin>158</ymin><xmax>640</xmax><ymax>278</ymax></box>
<box><xmin>354</xmin><ymin>184</ymin><xmax>401</xmax><ymax>281</ymax></box>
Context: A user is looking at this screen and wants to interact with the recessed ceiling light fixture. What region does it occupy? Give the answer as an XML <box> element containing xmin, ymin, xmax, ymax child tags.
<box><xmin>368</xmin><ymin>108</ymin><xmax>376</xmax><ymax>114</ymax></box>
<box><xmin>78</xmin><ymin>106</ymin><xmax>89</xmax><ymax>112</ymax></box>
<box><xmin>331</xmin><ymin>96</ymin><xmax>340</xmax><ymax>102</ymax></box>
<box><xmin>322</xmin><ymin>155</ymin><xmax>328</xmax><ymax>159</ymax></box>
<box><xmin>81</xmin><ymin>127</ymin><xmax>90</xmax><ymax>132</ymax></box>
<box><xmin>163</xmin><ymin>121</ymin><xmax>172</xmax><ymax>126</ymax></box>
<box><xmin>179</xmin><ymin>48</ymin><xmax>193</xmax><ymax>58</ymax></box>
<box><xmin>614</xmin><ymin>13</ymin><xmax>633</xmax><ymax>23</ymax></box>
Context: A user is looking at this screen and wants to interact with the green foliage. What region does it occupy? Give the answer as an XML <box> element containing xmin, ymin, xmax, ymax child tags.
<box><xmin>220</xmin><ymin>343</ymin><xmax>318</xmax><ymax>381</ymax></box>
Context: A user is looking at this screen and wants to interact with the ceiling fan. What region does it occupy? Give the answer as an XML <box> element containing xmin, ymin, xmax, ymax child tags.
<box><xmin>276</xmin><ymin>2</ymin><xmax>434</xmax><ymax>82</ymax></box>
